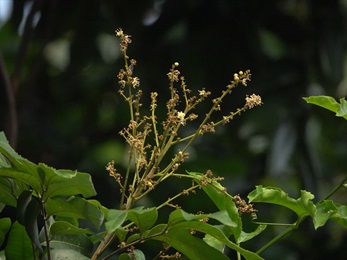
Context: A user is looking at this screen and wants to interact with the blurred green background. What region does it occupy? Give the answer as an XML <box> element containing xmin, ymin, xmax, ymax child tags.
<box><xmin>1</xmin><ymin>0</ymin><xmax>347</xmax><ymax>259</ymax></box>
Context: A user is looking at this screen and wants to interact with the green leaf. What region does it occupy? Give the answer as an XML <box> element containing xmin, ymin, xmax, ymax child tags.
<box><xmin>0</xmin><ymin>132</ymin><xmax>23</xmax><ymax>168</ymax></box>
<box><xmin>42</xmin><ymin>249</ymin><xmax>90</xmax><ymax>260</ymax></box>
<box><xmin>154</xmin><ymin>220</ymin><xmax>262</xmax><ymax>260</ymax></box>
<box><xmin>314</xmin><ymin>200</ymin><xmax>347</xmax><ymax>229</ymax></box>
<box><xmin>45</xmin><ymin>197</ymin><xmax>104</xmax><ymax>229</ymax></box>
<box><xmin>38</xmin><ymin>164</ymin><xmax>96</xmax><ymax>199</ymax></box>
<box><xmin>0</xmin><ymin>163</ymin><xmax>43</xmax><ymax>194</ymax></box>
<box><xmin>146</xmin><ymin>213</ymin><xmax>261</xmax><ymax>259</ymax></box>
<box><xmin>187</xmin><ymin>171</ymin><xmax>242</xmax><ymax>239</ymax></box>
<box><xmin>0</xmin><ymin>218</ymin><xmax>11</xmax><ymax>247</ymax></box>
<box><xmin>303</xmin><ymin>96</ymin><xmax>340</xmax><ymax>113</ymax></box>
<box><xmin>87</xmin><ymin>199</ymin><xmax>109</xmax><ymax>216</ymax></box>
<box><xmin>5</xmin><ymin>221</ymin><xmax>33</xmax><ymax>260</ymax></box>
<box><xmin>238</xmin><ymin>224</ymin><xmax>267</xmax><ymax>243</ymax></box>
<box><xmin>0</xmin><ymin>178</ymin><xmax>20</xmax><ymax>207</ymax></box>
<box><xmin>49</xmin><ymin>234</ymin><xmax>93</xmax><ymax>256</ymax></box>
<box><xmin>24</xmin><ymin>196</ymin><xmax>42</xmax><ymax>252</ymax></box>
<box><xmin>336</xmin><ymin>98</ymin><xmax>347</xmax><ymax>118</ymax></box>
<box><xmin>168</xmin><ymin>209</ymin><xmax>237</xmax><ymax>228</ymax></box>
<box><xmin>303</xmin><ymin>96</ymin><xmax>347</xmax><ymax>119</ymax></box>
<box><xmin>119</xmin><ymin>249</ymin><xmax>145</xmax><ymax>260</ymax></box>
<box><xmin>50</xmin><ymin>221</ymin><xmax>93</xmax><ymax>235</ymax></box>
<box><xmin>203</xmin><ymin>232</ymin><xmax>225</xmax><ymax>252</ymax></box>
<box><xmin>248</xmin><ymin>186</ymin><xmax>316</xmax><ymax>219</ymax></box>
<box><xmin>17</xmin><ymin>190</ymin><xmax>33</xmax><ymax>225</ymax></box>
<box><xmin>127</xmin><ymin>207</ymin><xmax>158</xmax><ymax>235</ymax></box>
<box><xmin>105</xmin><ymin>209</ymin><xmax>127</xmax><ymax>233</ymax></box>
<box><xmin>155</xmin><ymin>226</ymin><xmax>229</xmax><ymax>260</ymax></box>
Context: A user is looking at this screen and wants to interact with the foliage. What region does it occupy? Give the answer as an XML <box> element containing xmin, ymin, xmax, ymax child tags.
<box><xmin>1</xmin><ymin>29</ymin><xmax>347</xmax><ymax>260</ymax></box>
<box><xmin>303</xmin><ymin>96</ymin><xmax>347</xmax><ymax>120</ymax></box>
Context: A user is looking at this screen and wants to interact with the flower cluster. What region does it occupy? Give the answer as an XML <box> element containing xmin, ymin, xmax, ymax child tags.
<box><xmin>115</xmin><ymin>28</ymin><xmax>132</xmax><ymax>52</ymax></box>
<box><xmin>245</xmin><ymin>93</ymin><xmax>262</xmax><ymax>109</ymax></box>
<box><xmin>112</xmin><ymin>28</ymin><xmax>263</xmax><ymax>212</ymax></box>
<box><xmin>234</xmin><ymin>194</ymin><xmax>258</xmax><ymax>219</ymax></box>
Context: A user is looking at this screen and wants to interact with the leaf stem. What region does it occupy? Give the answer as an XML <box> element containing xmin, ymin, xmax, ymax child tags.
<box><xmin>319</xmin><ymin>175</ymin><xmax>347</xmax><ymax>203</ymax></box>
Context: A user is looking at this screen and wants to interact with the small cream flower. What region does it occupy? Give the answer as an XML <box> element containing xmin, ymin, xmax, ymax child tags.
<box><xmin>245</xmin><ymin>94</ymin><xmax>262</xmax><ymax>109</ymax></box>
<box><xmin>199</xmin><ymin>89</ymin><xmax>206</xmax><ymax>96</ymax></box>
<box><xmin>177</xmin><ymin>111</ymin><xmax>186</xmax><ymax>125</ymax></box>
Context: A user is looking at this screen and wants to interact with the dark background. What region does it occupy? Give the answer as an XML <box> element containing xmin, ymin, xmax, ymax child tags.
<box><xmin>1</xmin><ymin>0</ymin><xmax>347</xmax><ymax>259</ymax></box>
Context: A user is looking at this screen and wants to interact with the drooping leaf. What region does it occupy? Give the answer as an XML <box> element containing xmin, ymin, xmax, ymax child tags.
<box><xmin>154</xmin><ymin>220</ymin><xmax>263</xmax><ymax>260</ymax></box>
<box><xmin>248</xmin><ymin>186</ymin><xmax>316</xmax><ymax>219</ymax></box>
<box><xmin>24</xmin><ymin>196</ymin><xmax>42</xmax><ymax>252</ymax></box>
<box><xmin>48</xmin><ymin>234</ymin><xmax>93</xmax><ymax>256</ymax></box>
<box><xmin>5</xmin><ymin>221</ymin><xmax>33</xmax><ymax>260</ymax></box>
<box><xmin>168</xmin><ymin>209</ymin><xmax>237</xmax><ymax>228</ymax></box>
<box><xmin>155</xmin><ymin>226</ymin><xmax>229</xmax><ymax>260</ymax></box>
<box><xmin>145</xmin><ymin>210</ymin><xmax>261</xmax><ymax>259</ymax></box>
<box><xmin>45</xmin><ymin>197</ymin><xmax>104</xmax><ymax>229</ymax></box>
<box><xmin>87</xmin><ymin>199</ymin><xmax>109</xmax><ymax>216</ymax></box>
<box><xmin>105</xmin><ymin>209</ymin><xmax>127</xmax><ymax>233</ymax></box>
<box><xmin>238</xmin><ymin>224</ymin><xmax>267</xmax><ymax>243</ymax></box>
<box><xmin>0</xmin><ymin>218</ymin><xmax>11</xmax><ymax>247</ymax></box>
<box><xmin>203</xmin><ymin>232</ymin><xmax>225</xmax><ymax>252</ymax></box>
<box><xmin>187</xmin><ymin>171</ymin><xmax>242</xmax><ymax>239</ymax></box>
<box><xmin>16</xmin><ymin>190</ymin><xmax>33</xmax><ymax>225</ymax></box>
<box><xmin>42</xmin><ymin>249</ymin><xmax>90</xmax><ymax>260</ymax></box>
<box><xmin>127</xmin><ymin>207</ymin><xmax>158</xmax><ymax>235</ymax></box>
<box><xmin>119</xmin><ymin>249</ymin><xmax>145</xmax><ymax>260</ymax></box>
<box><xmin>50</xmin><ymin>221</ymin><xmax>93</xmax><ymax>235</ymax></box>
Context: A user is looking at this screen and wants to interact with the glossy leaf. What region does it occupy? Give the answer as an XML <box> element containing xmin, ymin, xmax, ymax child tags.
<box><xmin>0</xmin><ymin>218</ymin><xmax>11</xmax><ymax>247</ymax></box>
<box><xmin>49</xmin><ymin>234</ymin><xmax>93</xmax><ymax>256</ymax></box>
<box><xmin>5</xmin><ymin>221</ymin><xmax>33</xmax><ymax>260</ymax></box>
<box><xmin>45</xmin><ymin>197</ymin><xmax>104</xmax><ymax>229</ymax></box>
<box><xmin>127</xmin><ymin>207</ymin><xmax>158</xmax><ymax>235</ymax></box>
<box><xmin>248</xmin><ymin>186</ymin><xmax>316</xmax><ymax>218</ymax></box>
<box><xmin>42</xmin><ymin>249</ymin><xmax>90</xmax><ymax>260</ymax></box>
<box><xmin>105</xmin><ymin>209</ymin><xmax>127</xmax><ymax>233</ymax></box>
<box><xmin>50</xmin><ymin>221</ymin><xmax>93</xmax><ymax>235</ymax></box>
